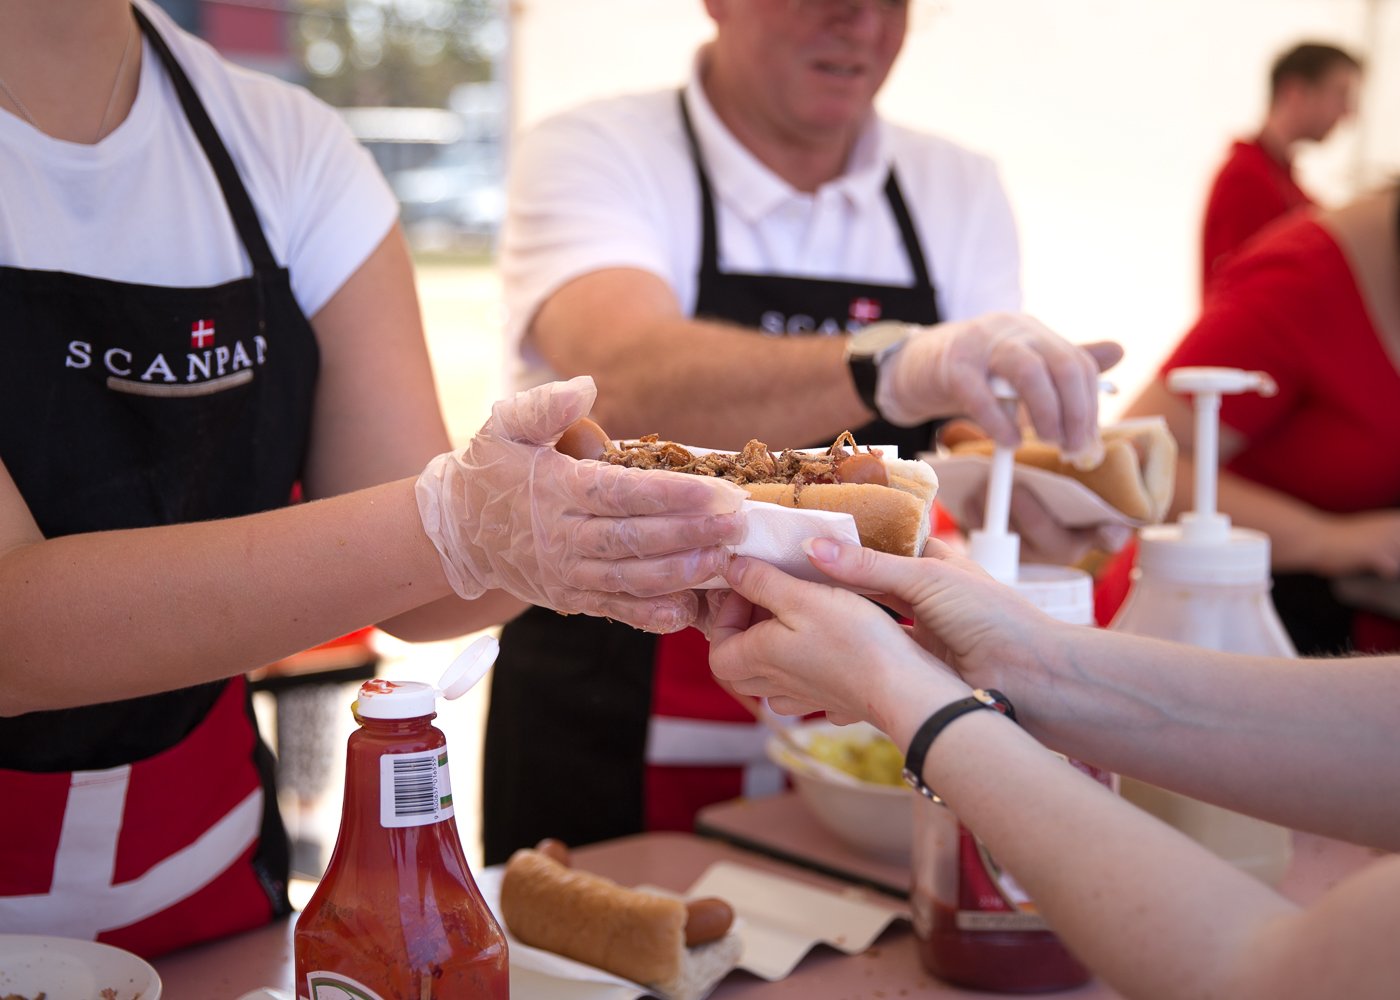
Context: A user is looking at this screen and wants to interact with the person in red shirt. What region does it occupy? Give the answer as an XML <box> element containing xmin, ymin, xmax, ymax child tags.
<box><xmin>1201</xmin><ymin>42</ymin><xmax>1362</xmax><ymax>294</ymax></box>
<box><xmin>1100</xmin><ymin>185</ymin><xmax>1400</xmax><ymax>655</ymax></box>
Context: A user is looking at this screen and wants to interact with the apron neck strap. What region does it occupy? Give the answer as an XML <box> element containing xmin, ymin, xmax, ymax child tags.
<box><xmin>132</xmin><ymin>4</ymin><xmax>279</xmax><ymax>273</ymax></box>
<box><xmin>677</xmin><ymin>90</ymin><xmax>721</xmax><ymax>280</ymax></box>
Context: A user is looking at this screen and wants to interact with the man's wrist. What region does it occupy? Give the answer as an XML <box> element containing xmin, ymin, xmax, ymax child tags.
<box><xmin>845</xmin><ymin>321</ymin><xmax>915</xmax><ymax>419</ymax></box>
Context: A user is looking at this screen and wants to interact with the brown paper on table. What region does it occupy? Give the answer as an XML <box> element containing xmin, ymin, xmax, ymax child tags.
<box><xmin>680</xmin><ymin>861</ymin><xmax>908</xmax><ymax>981</ymax></box>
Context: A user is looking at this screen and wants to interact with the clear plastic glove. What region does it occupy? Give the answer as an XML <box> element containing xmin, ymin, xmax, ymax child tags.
<box><xmin>416</xmin><ymin>376</ymin><xmax>747</xmax><ymax>633</ymax></box>
<box><xmin>873</xmin><ymin>313</ymin><xmax>1122</xmax><ymax>464</ymax></box>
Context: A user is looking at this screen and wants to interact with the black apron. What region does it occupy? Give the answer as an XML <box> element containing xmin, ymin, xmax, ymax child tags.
<box><xmin>483</xmin><ymin>91</ymin><xmax>943</xmax><ymax>864</ymax></box>
<box><xmin>0</xmin><ymin>6</ymin><xmax>316</xmax><ymax>951</ymax></box>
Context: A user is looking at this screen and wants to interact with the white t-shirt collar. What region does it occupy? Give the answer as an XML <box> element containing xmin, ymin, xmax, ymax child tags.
<box><xmin>682</xmin><ymin>48</ymin><xmax>890</xmax><ymax>224</ymax></box>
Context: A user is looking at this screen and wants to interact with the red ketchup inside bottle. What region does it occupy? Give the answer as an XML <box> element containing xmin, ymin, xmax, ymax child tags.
<box><xmin>295</xmin><ymin>679</ymin><xmax>508</xmax><ymax>999</ymax></box>
<box><xmin>911</xmin><ymin>759</ymin><xmax>1113</xmax><ymax>993</ymax></box>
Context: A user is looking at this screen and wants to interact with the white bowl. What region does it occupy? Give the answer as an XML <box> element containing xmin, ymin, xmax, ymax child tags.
<box><xmin>766</xmin><ymin>719</ymin><xmax>915</xmax><ymax>863</ymax></box>
<box><xmin>0</xmin><ymin>934</ymin><xmax>162</xmax><ymax>1000</ymax></box>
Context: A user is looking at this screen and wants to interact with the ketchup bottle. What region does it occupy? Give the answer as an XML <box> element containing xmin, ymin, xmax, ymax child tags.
<box><xmin>912</xmin><ymin>567</ymin><xmax>1111</xmax><ymax>993</ymax></box>
<box><xmin>295</xmin><ymin>639</ymin><xmax>508</xmax><ymax>999</ymax></box>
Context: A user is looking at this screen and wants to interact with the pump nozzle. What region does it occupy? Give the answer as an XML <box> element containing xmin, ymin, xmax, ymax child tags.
<box><xmin>966</xmin><ymin>375</ymin><xmax>1122</xmax><ymax>582</ymax></box>
<box><xmin>966</xmin><ymin>377</ymin><xmax>1022</xmax><ymax>584</ymax></box>
<box><xmin>1164</xmin><ymin>367</ymin><xmax>1277</xmax><ymax>545</ymax></box>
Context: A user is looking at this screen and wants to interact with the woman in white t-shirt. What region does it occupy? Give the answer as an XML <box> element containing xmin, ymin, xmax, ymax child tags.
<box><xmin>0</xmin><ymin>0</ymin><xmax>743</xmax><ymax>957</ymax></box>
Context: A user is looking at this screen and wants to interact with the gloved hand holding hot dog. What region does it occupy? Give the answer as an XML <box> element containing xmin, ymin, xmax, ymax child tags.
<box><xmin>415</xmin><ymin>376</ymin><xmax>747</xmax><ymax>633</ymax></box>
<box><xmin>870</xmin><ymin>313</ymin><xmax>1123</xmax><ymax>464</ymax></box>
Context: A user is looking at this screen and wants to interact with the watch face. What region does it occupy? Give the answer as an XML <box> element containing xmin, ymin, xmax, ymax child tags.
<box><xmin>850</xmin><ymin>321</ymin><xmax>910</xmax><ymax>360</ymax></box>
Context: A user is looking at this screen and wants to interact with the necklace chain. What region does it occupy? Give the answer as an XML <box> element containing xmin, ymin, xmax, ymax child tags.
<box><xmin>0</xmin><ymin>72</ymin><xmax>37</xmax><ymax>130</ymax></box>
<box><xmin>0</xmin><ymin>19</ymin><xmax>136</xmax><ymax>143</ymax></box>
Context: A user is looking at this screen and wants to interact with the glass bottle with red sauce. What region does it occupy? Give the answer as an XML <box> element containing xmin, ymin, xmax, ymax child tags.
<box><xmin>295</xmin><ymin>642</ymin><xmax>508</xmax><ymax>1000</ymax></box>
<box><xmin>911</xmin><ymin>566</ymin><xmax>1113</xmax><ymax>993</ymax></box>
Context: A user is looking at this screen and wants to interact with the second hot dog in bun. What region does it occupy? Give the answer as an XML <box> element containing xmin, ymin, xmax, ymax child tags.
<box><xmin>944</xmin><ymin>416</ymin><xmax>1177</xmax><ymax>523</ymax></box>
<box><xmin>500</xmin><ymin>842</ymin><xmax>741</xmax><ymax>1000</ymax></box>
<box><xmin>556</xmin><ymin>420</ymin><xmax>940</xmax><ymax>557</ymax></box>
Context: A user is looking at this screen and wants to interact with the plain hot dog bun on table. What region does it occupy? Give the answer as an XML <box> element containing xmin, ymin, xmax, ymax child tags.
<box><xmin>556</xmin><ymin>418</ymin><xmax>940</xmax><ymax>557</ymax></box>
<box><xmin>944</xmin><ymin>416</ymin><xmax>1177</xmax><ymax>524</ymax></box>
<box><xmin>500</xmin><ymin>844</ymin><xmax>742</xmax><ymax>1000</ymax></box>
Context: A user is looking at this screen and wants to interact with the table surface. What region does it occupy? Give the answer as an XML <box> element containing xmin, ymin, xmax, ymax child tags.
<box><xmin>154</xmin><ymin>798</ymin><xmax>1385</xmax><ymax>999</ymax></box>
<box><xmin>696</xmin><ymin>793</ymin><xmax>913</xmax><ymax>898</ymax></box>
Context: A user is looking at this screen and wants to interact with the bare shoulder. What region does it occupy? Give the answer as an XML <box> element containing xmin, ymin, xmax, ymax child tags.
<box><xmin>1321</xmin><ymin>187</ymin><xmax>1400</xmax><ymax>359</ymax></box>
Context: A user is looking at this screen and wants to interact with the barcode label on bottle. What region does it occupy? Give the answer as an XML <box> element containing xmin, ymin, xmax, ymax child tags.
<box><xmin>379</xmin><ymin>747</ymin><xmax>454</xmax><ymax>828</ymax></box>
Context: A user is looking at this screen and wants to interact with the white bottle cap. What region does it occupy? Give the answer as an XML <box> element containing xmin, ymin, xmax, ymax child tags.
<box><xmin>355</xmin><ymin>635</ymin><xmax>500</xmax><ymax>720</ymax></box>
<box><xmin>1013</xmin><ymin>564</ymin><xmax>1093</xmax><ymax>625</ymax></box>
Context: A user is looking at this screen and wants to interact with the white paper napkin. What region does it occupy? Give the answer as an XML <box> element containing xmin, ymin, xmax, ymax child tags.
<box><xmin>696</xmin><ymin>500</ymin><xmax>861</xmax><ymax>589</ymax></box>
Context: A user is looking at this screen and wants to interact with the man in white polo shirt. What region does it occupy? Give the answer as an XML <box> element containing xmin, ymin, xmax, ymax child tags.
<box><xmin>484</xmin><ymin>0</ymin><xmax>1121</xmax><ymax>863</ymax></box>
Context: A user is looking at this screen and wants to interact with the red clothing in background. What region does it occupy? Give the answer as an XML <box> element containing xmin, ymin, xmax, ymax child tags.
<box><xmin>1099</xmin><ymin>214</ymin><xmax>1400</xmax><ymax>652</ymax></box>
<box><xmin>1201</xmin><ymin>139</ymin><xmax>1313</xmax><ymax>294</ymax></box>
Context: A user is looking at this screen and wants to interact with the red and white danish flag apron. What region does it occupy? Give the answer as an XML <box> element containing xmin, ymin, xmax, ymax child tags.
<box><xmin>0</xmin><ymin>6</ymin><xmax>317</xmax><ymax>958</ymax></box>
<box><xmin>481</xmin><ymin>91</ymin><xmax>943</xmax><ymax>865</ymax></box>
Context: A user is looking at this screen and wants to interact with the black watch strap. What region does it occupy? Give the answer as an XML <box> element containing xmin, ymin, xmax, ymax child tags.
<box><xmin>902</xmin><ymin>688</ymin><xmax>1017</xmax><ymax>802</ymax></box>
<box><xmin>847</xmin><ymin>351</ymin><xmax>881</xmax><ymax>416</ymax></box>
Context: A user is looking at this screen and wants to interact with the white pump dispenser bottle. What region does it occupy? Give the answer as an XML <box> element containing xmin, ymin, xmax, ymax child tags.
<box><xmin>1110</xmin><ymin>366</ymin><xmax>1294</xmax><ymax>883</ymax></box>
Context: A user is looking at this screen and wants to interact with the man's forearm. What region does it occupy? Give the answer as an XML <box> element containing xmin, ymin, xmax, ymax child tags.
<box><xmin>532</xmin><ymin>271</ymin><xmax>879</xmax><ymax>449</ymax></box>
<box><xmin>583</xmin><ymin>315</ymin><xmax>874</xmax><ymax>449</ymax></box>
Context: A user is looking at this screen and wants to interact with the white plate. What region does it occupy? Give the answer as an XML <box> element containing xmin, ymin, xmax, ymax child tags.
<box><xmin>0</xmin><ymin>934</ymin><xmax>162</xmax><ymax>1000</ymax></box>
<box><xmin>921</xmin><ymin>452</ymin><xmax>1145</xmax><ymax>532</ymax></box>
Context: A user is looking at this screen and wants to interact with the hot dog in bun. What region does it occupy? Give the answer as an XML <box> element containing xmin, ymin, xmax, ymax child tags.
<box><xmin>500</xmin><ymin>842</ymin><xmax>741</xmax><ymax>1000</ymax></box>
<box><xmin>556</xmin><ymin>419</ymin><xmax>940</xmax><ymax>557</ymax></box>
<box><xmin>944</xmin><ymin>416</ymin><xmax>1177</xmax><ymax>523</ymax></box>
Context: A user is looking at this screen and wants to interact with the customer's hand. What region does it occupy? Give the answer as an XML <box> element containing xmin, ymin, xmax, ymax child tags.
<box><xmin>708</xmin><ymin>556</ymin><xmax>970</xmax><ymax>730</ymax></box>
<box><xmin>416</xmin><ymin>376</ymin><xmax>747</xmax><ymax>632</ymax></box>
<box><xmin>795</xmin><ymin>538</ymin><xmax>1061</xmax><ymax>700</ymax></box>
<box><xmin>874</xmin><ymin>313</ymin><xmax>1122</xmax><ymax>464</ymax></box>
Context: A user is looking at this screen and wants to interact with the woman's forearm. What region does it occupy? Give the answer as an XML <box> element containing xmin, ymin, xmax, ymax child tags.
<box><xmin>919</xmin><ymin>699</ymin><xmax>1400</xmax><ymax>999</ymax></box>
<box><xmin>0</xmin><ymin>478</ymin><xmax>463</xmax><ymax>715</ymax></box>
<box><xmin>918</xmin><ymin>707</ymin><xmax>1295</xmax><ymax>1000</ymax></box>
<box><xmin>1005</xmin><ymin>626</ymin><xmax>1400</xmax><ymax>849</ymax></box>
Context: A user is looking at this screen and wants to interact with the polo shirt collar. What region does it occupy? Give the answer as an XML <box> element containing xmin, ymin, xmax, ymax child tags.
<box><xmin>683</xmin><ymin>49</ymin><xmax>890</xmax><ymax>223</ymax></box>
